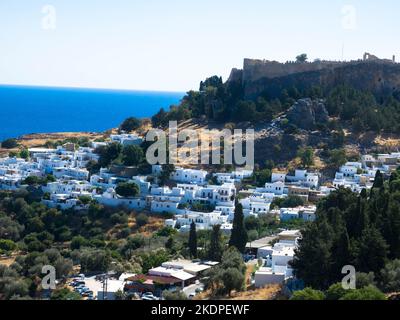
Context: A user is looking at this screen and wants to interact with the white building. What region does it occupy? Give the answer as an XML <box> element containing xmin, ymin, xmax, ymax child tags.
<box><xmin>110</xmin><ymin>134</ymin><xmax>143</xmax><ymax>146</ymax></box>
<box><xmin>240</xmin><ymin>196</ymin><xmax>271</xmax><ymax>217</ymax></box>
<box><xmin>175</xmin><ymin>211</ymin><xmax>231</xmax><ymax>232</ymax></box>
<box><xmin>152</xmin><ymin>165</ymin><xmax>208</xmax><ymax>185</ymax></box>
<box><xmin>279</xmin><ymin>205</ymin><xmax>317</xmax><ymax>222</ymax></box>
<box><xmin>94</xmin><ymin>188</ymin><xmax>146</xmax><ymax>210</ymax></box>
<box><xmin>286</xmin><ymin>169</ymin><xmax>319</xmax><ymax>188</ymax></box>
<box><xmin>264</xmin><ymin>181</ymin><xmax>285</xmax><ymax>196</ymax></box>
<box><xmin>271</xmin><ymin>172</ymin><xmax>286</xmax><ymax>183</ymax></box>
<box><xmin>171</xmin><ymin>168</ymin><xmax>208</xmax><ymax>184</ymax></box>
<box><xmin>255</xmin><ymin>230</ymin><xmax>301</xmax><ymax>287</ymax></box>
<box><xmin>53</xmin><ymin>167</ymin><xmax>89</xmax><ymax>181</ymax></box>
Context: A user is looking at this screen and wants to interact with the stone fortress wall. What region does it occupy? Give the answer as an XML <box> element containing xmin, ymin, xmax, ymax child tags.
<box><xmin>240</xmin><ymin>53</ymin><xmax>397</xmax><ymax>83</ymax></box>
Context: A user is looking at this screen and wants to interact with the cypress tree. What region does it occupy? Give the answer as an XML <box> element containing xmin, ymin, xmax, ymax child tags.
<box><xmin>229</xmin><ymin>203</ymin><xmax>248</xmax><ymax>253</ymax></box>
<box><xmin>188</xmin><ymin>221</ymin><xmax>198</xmax><ymax>258</ymax></box>
<box><xmin>372</xmin><ymin>170</ymin><xmax>384</xmax><ymax>189</ymax></box>
<box><xmin>383</xmin><ymin>193</ymin><xmax>400</xmax><ymax>259</ymax></box>
<box><xmin>357</xmin><ymin>226</ymin><xmax>388</xmax><ymax>274</ymax></box>
<box><xmin>355</xmin><ymin>195</ymin><xmax>369</xmax><ymax>238</ymax></box>
<box><xmin>208</xmin><ymin>225</ymin><xmax>223</xmax><ymax>262</ymax></box>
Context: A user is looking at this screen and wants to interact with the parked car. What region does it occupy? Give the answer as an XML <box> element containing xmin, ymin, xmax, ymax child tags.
<box><xmin>82</xmin><ymin>291</ymin><xmax>93</xmax><ymax>297</ymax></box>
<box><xmin>71</xmin><ymin>281</ymin><xmax>85</xmax><ymax>287</ymax></box>
<box><xmin>74</xmin><ymin>286</ymin><xmax>85</xmax><ymax>292</ymax></box>
<box><xmin>195</xmin><ymin>288</ymin><xmax>203</xmax><ymax>294</ymax></box>
<box><xmin>142</xmin><ymin>292</ymin><xmax>158</xmax><ymax>300</ymax></box>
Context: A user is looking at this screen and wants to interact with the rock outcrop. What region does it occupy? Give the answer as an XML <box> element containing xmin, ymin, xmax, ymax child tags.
<box><xmin>286</xmin><ymin>98</ymin><xmax>329</xmax><ymax>130</ymax></box>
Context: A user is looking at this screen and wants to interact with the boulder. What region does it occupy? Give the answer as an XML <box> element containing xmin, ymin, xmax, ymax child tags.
<box><xmin>286</xmin><ymin>98</ymin><xmax>329</xmax><ymax>130</ymax></box>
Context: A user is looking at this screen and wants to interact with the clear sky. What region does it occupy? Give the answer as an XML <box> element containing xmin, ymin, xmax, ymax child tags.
<box><xmin>0</xmin><ymin>0</ymin><xmax>399</xmax><ymax>92</ymax></box>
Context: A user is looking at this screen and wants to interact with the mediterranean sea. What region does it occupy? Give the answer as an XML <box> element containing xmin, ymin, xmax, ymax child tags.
<box><xmin>0</xmin><ymin>85</ymin><xmax>184</xmax><ymax>141</ymax></box>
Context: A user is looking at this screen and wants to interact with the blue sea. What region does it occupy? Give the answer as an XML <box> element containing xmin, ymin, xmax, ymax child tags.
<box><xmin>0</xmin><ymin>85</ymin><xmax>184</xmax><ymax>141</ymax></box>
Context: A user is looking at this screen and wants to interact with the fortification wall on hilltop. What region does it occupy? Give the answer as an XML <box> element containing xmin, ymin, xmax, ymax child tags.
<box><xmin>242</xmin><ymin>60</ymin><xmax>400</xmax><ymax>100</ymax></box>
<box><xmin>241</xmin><ymin>57</ymin><xmax>397</xmax><ymax>83</ymax></box>
<box><xmin>242</xmin><ymin>58</ymin><xmax>346</xmax><ymax>82</ymax></box>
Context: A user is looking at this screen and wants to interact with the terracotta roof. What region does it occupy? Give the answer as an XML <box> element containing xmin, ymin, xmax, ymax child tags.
<box><xmin>125</xmin><ymin>274</ymin><xmax>182</xmax><ymax>285</ymax></box>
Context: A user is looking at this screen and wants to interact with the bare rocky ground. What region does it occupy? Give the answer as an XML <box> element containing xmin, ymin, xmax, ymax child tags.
<box><xmin>4</xmin><ymin>113</ymin><xmax>400</xmax><ymax>175</ymax></box>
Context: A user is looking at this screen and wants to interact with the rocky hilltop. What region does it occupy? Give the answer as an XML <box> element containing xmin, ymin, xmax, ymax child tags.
<box><xmin>228</xmin><ymin>53</ymin><xmax>400</xmax><ymax>100</ymax></box>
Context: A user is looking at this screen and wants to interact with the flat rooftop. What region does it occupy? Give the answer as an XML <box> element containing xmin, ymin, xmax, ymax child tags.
<box><xmin>246</xmin><ymin>236</ymin><xmax>277</xmax><ymax>249</ymax></box>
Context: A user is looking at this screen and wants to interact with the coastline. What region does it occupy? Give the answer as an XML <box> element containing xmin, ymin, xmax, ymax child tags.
<box><xmin>0</xmin><ymin>130</ymin><xmax>111</xmax><ymax>156</ymax></box>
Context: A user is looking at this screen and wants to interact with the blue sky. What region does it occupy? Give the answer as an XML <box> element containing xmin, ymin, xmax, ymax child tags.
<box><xmin>0</xmin><ymin>0</ymin><xmax>398</xmax><ymax>92</ymax></box>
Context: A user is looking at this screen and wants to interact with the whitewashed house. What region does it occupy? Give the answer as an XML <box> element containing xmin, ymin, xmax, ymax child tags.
<box><xmin>255</xmin><ymin>230</ymin><xmax>301</xmax><ymax>287</ymax></box>
<box><xmin>53</xmin><ymin>167</ymin><xmax>89</xmax><ymax>181</ymax></box>
<box><xmin>240</xmin><ymin>196</ymin><xmax>271</xmax><ymax>217</ymax></box>
<box><xmin>110</xmin><ymin>134</ymin><xmax>143</xmax><ymax>146</ymax></box>
<box><xmin>271</xmin><ymin>172</ymin><xmax>286</xmax><ymax>183</ymax></box>
<box><xmin>174</xmin><ymin>211</ymin><xmax>232</xmax><ymax>233</ymax></box>
<box><xmin>171</xmin><ymin>168</ymin><xmax>208</xmax><ymax>184</ymax></box>
<box><xmin>94</xmin><ymin>188</ymin><xmax>146</xmax><ymax>210</ymax></box>
<box><xmin>264</xmin><ymin>181</ymin><xmax>285</xmax><ymax>196</ymax></box>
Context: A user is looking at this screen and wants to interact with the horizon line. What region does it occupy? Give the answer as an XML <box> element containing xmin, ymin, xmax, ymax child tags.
<box><xmin>0</xmin><ymin>83</ymin><xmax>187</xmax><ymax>95</ymax></box>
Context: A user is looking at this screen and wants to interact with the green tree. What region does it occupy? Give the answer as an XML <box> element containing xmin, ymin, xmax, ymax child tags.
<box><xmin>232</xmin><ymin>101</ymin><xmax>257</xmax><ymax>122</ymax></box>
<box><xmin>0</xmin><ymin>239</ymin><xmax>17</xmax><ymax>253</ymax></box>
<box><xmin>290</xmin><ymin>287</ymin><xmax>325</xmax><ymax>300</ymax></box>
<box><xmin>372</xmin><ymin>170</ymin><xmax>384</xmax><ymax>189</ymax></box>
<box><xmin>1</xmin><ymin>138</ymin><xmax>18</xmax><ymax>149</ymax></box>
<box><xmin>275</xmin><ymin>195</ymin><xmax>305</xmax><ymax>208</ymax></box>
<box><xmin>253</xmin><ymin>168</ymin><xmax>271</xmax><ymax>187</ymax></box>
<box><xmin>380</xmin><ymin>259</ymin><xmax>400</xmax><ymax>293</ymax></box>
<box><xmin>229</xmin><ymin>203</ymin><xmax>248</xmax><ymax>253</ymax></box>
<box><xmin>296</xmin><ymin>53</ymin><xmax>308</xmax><ymax>63</ymax></box>
<box><xmin>135</xmin><ymin>213</ymin><xmax>149</xmax><ymax>228</ymax></box>
<box><xmin>329</xmin><ymin>149</ymin><xmax>347</xmax><ymax>167</ymax></box>
<box><xmin>325</xmin><ymin>283</ymin><xmax>348</xmax><ymax>300</ymax></box>
<box><xmin>204</xmin><ymin>247</ymin><xmax>246</xmax><ymax>296</ymax></box>
<box><xmin>79</xmin><ymin>249</ymin><xmax>111</xmax><ymax>273</ymax></box>
<box><xmin>188</xmin><ymin>221</ymin><xmax>198</xmax><ymax>258</ymax></box>
<box><xmin>152</xmin><ymin>108</ymin><xmax>168</xmax><ymax>128</ymax></box>
<box><xmin>120</xmin><ymin>117</ymin><xmax>141</xmax><ymax>132</ymax></box>
<box><xmin>208</xmin><ymin>225</ymin><xmax>223</xmax><ymax>262</ymax></box>
<box><xmin>96</xmin><ymin>142</ymin><xmax>122</xmax><ymax>168</ymax></box>
<box><xmin>140</xmin><ymin>249</ymin><xmax>170</xmax><ymax>274</ymax></box>
<box><xmin>115</xmin><ymin>182</ymin><xmax>139</xmax><ymax>198</ymax></box>
<box><xmin>220</xmin><ymin>267</ymin><xmax>245</xmax><ymax>297</ymax></box>
<box><xmin>340</xmin><ymin>285</ymin><xmax>386</xmax><ymax>300</ymax></box>
<box><xmin>162</xmin><ymin>289</ymin><xmax>188</xmax><ymax>300</ymax></box>
<box><xmin>357</xmin><ymin>226</ymin><xmax>388</xmax><ymax>274</ymax></box>
<box><xmin>123</xmin><ymin>235</ymin><xmax>145</xmax><ymax>257</ymax></box>
<box><xmin>122</xmin><ymin>145</ymin><xmax>144</xmax><ymax>166</ymax></box>
<box><xmin>356</xmin><ymin>272</ymin><xmax>376</xmax><ymax>289</ymax></box>
<box><xmin>70</xmin><ymin>236</ymin><xmax>87</xmax><ymax>250</ymax></box>
<box><xmin>51</xmin><ymin>288</ymin><xmax>82</xmax><ymax>300</ymax></box>
<box><xmin>159</xmin><ymin>164</ymin><xmax>175</xmax><ymax>185</ymax></box>
<box><xmin>297</xmin><ymin>147</ymin><xmax>314</xmax><ymax>167</ymax></box>
<box><xmin>19</xmin><ymin>148</ymin><xmax>29</xmax><ymax>160</ymax></box>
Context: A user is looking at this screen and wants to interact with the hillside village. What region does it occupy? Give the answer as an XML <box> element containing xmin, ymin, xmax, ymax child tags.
<box><xmin>2</xmin><ymin>132</ymin><xmax>398</xmax><ymax>230</ymax></box>
<box><xmin>2</xmin><ymin>128</ymin><xmax>400</xmax><ymax>300</ymax></box>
